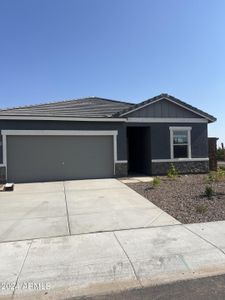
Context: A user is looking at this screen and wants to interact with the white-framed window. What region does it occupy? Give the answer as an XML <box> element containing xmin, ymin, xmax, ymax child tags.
<box><xmin>169</xmin><ymin>127</ymin><xmax>192</xmax><ymax>159</ymax></box>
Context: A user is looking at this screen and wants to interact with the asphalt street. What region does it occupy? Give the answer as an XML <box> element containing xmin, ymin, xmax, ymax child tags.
<box><xmin>75</xmin><ymin>274</ymin><xmax>225</xmax><ymax>300</ymax></box>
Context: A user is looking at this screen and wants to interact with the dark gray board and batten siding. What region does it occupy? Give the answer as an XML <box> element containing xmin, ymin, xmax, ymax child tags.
<box><xmin>125</xmin><ymin>99</ymin><xmax>203</xmax><ymax>118</ymax></box>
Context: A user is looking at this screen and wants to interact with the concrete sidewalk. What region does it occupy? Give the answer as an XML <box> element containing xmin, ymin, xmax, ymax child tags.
<box><xmin>1</xmin><ymin>221</ymin><xmax>225</xmax><ymax>300</ymax></box>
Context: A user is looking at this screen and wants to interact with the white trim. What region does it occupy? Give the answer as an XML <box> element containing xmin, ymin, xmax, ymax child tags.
<box><xmin>169</xmin><ymin>127</ymin><xmax>192</xmax><ymax>159</ymax></box>
<box><xmin>113</xmin><ymin>135</ymin><xmax>117</xmax><ymax>174</ymax></box>
<box><xmin>1</xmin><ymin>130</ymin><xmax>118</xmax><ymax>179</ymax></box>
<box><xmin>0</xmin><ymin>164</ymin><xmax>5</xmax><ymax>167</ymax></box>
<box><xmin>0</xmin><ymin>115</ymin><xmax>209</xmax><ymax>123</ymax></box>
<box><xmin>2</xmin><ymin>134</ymin><xmax>7</xmax><ymax>166</ymax></box>
<box><xmin>0</xmin><ymin>116</ymin><xmax>127</xmax><ymax>122</ymax></box>
<box><xmin>169</xmin><ymin>126</ymin><xmax>192</xmax><ymax>131</ymax></box>
<box><xmin>1</xmin><ymin>134</ymin><xmax>7</xmax><ymax>179</ymax></box>
<box><xmin>1</xmin><ymin>130</ymin><xmax>118</xmax><ymax>136</ymax></box>
<box><xmin>115</xmin><ymin>160</ymin><xmax>128</xmax><ymax>163</ymax></box>
<box><xmin>127</xmin><ymin>117</ymin><xmax>207</xmax><ymax>123</ymax></box>
<box><xmin>170</xmin><ymin>128</ymin><xmax>174</xmax><ymax>159</ymax></box>
<box><xmin>121</xmin><ymin>96</ymin><xmax>213</xmax><ymax>122</ymax></box>
<box><xmin>0</xmin><ymin>115</ymin><xmax>210</xmax><ymax>123</ymax></box>
<box><xmin>152</xmin><ymin>158</ymin><xmax>209</xmax><ymax>163</ymax></box>
<box><xmin>188</xmin><ymin>129</ymin><xmax>192</xmax><ymax>159</ymax></box>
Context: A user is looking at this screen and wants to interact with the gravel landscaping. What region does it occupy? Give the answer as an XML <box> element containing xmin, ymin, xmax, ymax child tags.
<box><xmin>126</xmin><ymin>174</ymin><xmax>225</xmax><ymax>224</ymax></box>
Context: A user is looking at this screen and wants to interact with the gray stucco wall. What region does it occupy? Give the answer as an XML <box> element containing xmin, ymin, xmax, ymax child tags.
<box><xmin>0</xmin><ymin>120</ymin><xmax>127</xmax><ymax>163</ymax></box>
<box><xmin>150</xmin><ymin>123</ymin><xmax>208</xmax><ymax>160</ymax></box>
<box><xmin>127</xmin><ymin>99</ymin><xmax>199</xmax><ymax>118</ymax></box>
<box><xmin>0</xmin><ymin>120</ymin><xmax>209</xmax><ymax>178</ymax></box>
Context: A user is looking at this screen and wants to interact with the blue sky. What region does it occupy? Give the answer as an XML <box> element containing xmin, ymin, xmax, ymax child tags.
<box><xmin>0</xmin><ymin>0</ymin><xmax>224</xmax><ymax>144</ymax></box>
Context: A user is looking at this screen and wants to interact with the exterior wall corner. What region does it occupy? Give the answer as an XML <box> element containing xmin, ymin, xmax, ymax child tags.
<box><xmin>0</xmin><ymin>166</ymin><xmax>6</xmax><ymax>183</ymax></box>
<box><xmin>115</xmin><ymin>162</ymin><xmax>128</xmax><ymax>177</ymax></box>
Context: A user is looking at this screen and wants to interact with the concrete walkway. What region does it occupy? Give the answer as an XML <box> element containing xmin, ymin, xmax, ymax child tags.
<box><xmin>1</xmin><ymin>221</ymin><xmax>225</xmax><ymax>299</ymax></box>
<box><xmin>0</xmin><ymin>179</ymin><xmax>179</xmax><ymax>242</ymax></box>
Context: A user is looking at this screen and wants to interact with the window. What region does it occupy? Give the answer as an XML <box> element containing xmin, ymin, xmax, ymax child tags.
<box><xmin>170</xmin><ymin>127</ymin><xmax>192</xmax><ymax>159</ymax></box>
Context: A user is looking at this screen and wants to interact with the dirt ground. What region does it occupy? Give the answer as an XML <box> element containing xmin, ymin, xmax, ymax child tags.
<box><xmin>127</xmin><ymin>174</ymin><xmax>225</xmax><ymax>224</ymax></box>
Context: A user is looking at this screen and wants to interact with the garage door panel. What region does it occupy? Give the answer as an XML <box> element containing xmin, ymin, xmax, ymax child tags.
<box><xmin>7</xmin><ymin>135</ymin><xmax>114</xmax><ymax>183</ymax></box>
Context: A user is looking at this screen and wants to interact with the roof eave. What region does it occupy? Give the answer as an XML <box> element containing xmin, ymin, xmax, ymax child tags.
<box><xmin>0</xmin><ymin>115</ymin><xmax>127</xmax><ymax>122</ymax></box>
<box><xmin>115</xmin><ymin>94</ymin><xmax>217</xmax><ymax>123</ymax></box>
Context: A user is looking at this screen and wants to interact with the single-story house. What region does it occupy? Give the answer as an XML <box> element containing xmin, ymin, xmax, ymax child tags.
<box><xmin>0</xmin><ymin>93</ymin><xmax>216</xmax><ymax>183</ymax></box>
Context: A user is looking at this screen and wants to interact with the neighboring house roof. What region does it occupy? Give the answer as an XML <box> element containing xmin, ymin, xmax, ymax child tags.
<box><xmin>0</xmin><ymin>97</ymin><xmax>134</xmax><ymax>118</ymax></box>
<box><xmin>0</xmin><ymin>93</ymin><xmax>216</xmax><ymax>122</ymax></box>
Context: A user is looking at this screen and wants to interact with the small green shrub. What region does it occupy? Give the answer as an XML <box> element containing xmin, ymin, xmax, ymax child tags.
<box><xmin>167</xmin><ymin>163</ymin><xmax>178</xmax><ymax>179</ymax></box>
<box><xmin>217</xmin><ymin>168</ymin><xmax>225</xmax><ymax>181</ymax></box>
<box><xmin>205</xmin><ymin>185</ymin><xmax>214</xmax><ymax>198</ymax></box>
<box><xmin>196</xmin><ymin>204</ymin><xmax>208</xmax><ymax>214</ymax></box>
<box><xmin>206</xmin><ymin>172</ymin><xmax>216</xmax><ymax>183</ymax></box>
<box><xmin>152</xmin><ymin>177</ymin><xmax>160</xmax><ymax>187</ymax></box>
<box><xmin>207</xmin><ymin>169</ymin><xmax>225</xmax><ymax>183</ymax></box>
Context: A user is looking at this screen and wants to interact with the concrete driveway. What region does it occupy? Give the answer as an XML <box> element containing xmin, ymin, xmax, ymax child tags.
<box><xmin>0</xmin><ymin>179</ymin><xmax>179</xmax><ymax>242</ymax></box>
<box><xmin>2</xmin><ymin>181</ymin><xmax>225</xmax><ymax>300</ymax></box>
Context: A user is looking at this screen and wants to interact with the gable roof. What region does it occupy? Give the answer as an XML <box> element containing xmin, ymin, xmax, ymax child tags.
<box><xmin>114</xmin><ymin>93</ymin><xmax>216</xmax><ymax>123</ymax></box>
<box><xmin>0</xmin><ymin>97</ymin><xmax>134</xmax><ymax>118</ymax></box>
<box><xmin>0</xmin><ymin>93</ymin><xmax>216</xmax><ymax>122</ymax></box>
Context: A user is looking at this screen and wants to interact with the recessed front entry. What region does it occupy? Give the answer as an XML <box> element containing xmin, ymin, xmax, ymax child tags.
<box><xmin>127</xmin><ymin>126</ymin><xmax>151</xmax><ymax>175</ymax></box>
<box><xmin>6</xmin><ymin>135</ymin><xmax>114</xmax><ymax>183</ymax></box>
